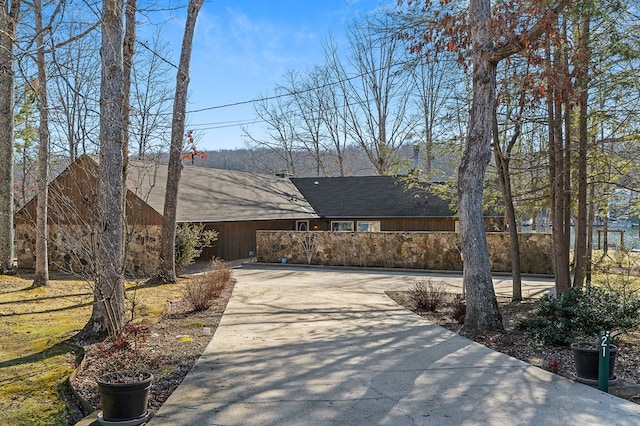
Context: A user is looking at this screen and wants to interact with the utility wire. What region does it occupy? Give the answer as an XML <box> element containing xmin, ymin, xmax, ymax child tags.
<box><xmin>185</xmin><ymin>57</ymin><xmax>423</xmax><ymax>114</ymax></box>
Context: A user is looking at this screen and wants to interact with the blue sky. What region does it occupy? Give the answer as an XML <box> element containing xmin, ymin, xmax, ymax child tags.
<box><xmin>162</xmin><ymin>0</ymin><xmax>394</xmax><ymax>150</ymax></box>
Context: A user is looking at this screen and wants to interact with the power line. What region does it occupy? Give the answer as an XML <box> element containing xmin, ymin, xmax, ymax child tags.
<box><xmin>185</xmin><ymin>58</ymin><xmax>419</xmax><ymax>114</ymax></box>
<box><xmin>190</xmin><ymin>119</ymin><xmax>261</xmax><ymax>131</ymax></box>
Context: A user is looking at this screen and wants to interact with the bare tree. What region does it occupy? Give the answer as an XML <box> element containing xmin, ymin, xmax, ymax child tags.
<box><xmin>315</xmin><ymin>57</ymin><xmax>349</xmax><ymax>176</ymax></box>
<box><xmin>491</xmin><ymin>65</ymin><xmax>529</xmax><ymax>301</ymax></box>
<box><xmin>454</xmin><ymin>0</ymin><xmax>505</xmax><ymax>330</ymax></box>
<box><xmin>83</xmin><ymin>0</ymin><xmax>127</xmax><ymax>337</ymax></box>
<box><xmin>0</xmin><ymin>0</ymin><xmax>21</xmax><ymax>274</ymax></box>
<box><xmin>243</xmin><ymin>93</ymin><xmax>299</xmax><ymax>175</ymax></box>
<box><xmin>49</xmin><ymin>19</ymin><xmax>101</xmax><ymax>159</ymax></box>
<box><xmin>282</xmin><ymin>69</ymin><xmax>327</xmax><ymax>176</ymax></box>
<box><xmin>462</xmin><ymin>0</ymin><xmax>571</xmax><ymax>329</ymax></box>
<box><xmin>123</xmin><ymin>0</ymin><xmax>136</xmax><ymax>163</ymax></box>
<box><xmin>32</xmin><ymin>0</ymin><xmax>63</xmax><ymax>287</ymax></box>
<box><xmin>130</xmin><ymin>29</ymin><xmax>173</xmax><ymax>159</ymax></box>
<box><xmin>341</xmin><ymin>16</ymin><xmax>419</xmax><ymax>174</ymax></box>
<box><xmin>407</xmin><ymin>56</ymin><xmax>459</xmax><ymax>178</ymax></box>
<box><xmin>154</xmin><ymin>0</ymin><xmax>204</xmax><ymax>284</ymax></box>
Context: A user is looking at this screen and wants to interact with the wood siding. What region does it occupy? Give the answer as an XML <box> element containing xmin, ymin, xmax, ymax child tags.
<box><xmin>306</xmin><ymin>217</ymin><xmax>503</xmax><ymax>232</ymax></box>
<box><xmin>15</xmin><ymin>155</ymin><xmax>162</xmax><ymax>227</ymax></box>
<box><xmin>200</xmin><ymin>220</ymin><xmax>299</xmax><ymax>261</ymax></box>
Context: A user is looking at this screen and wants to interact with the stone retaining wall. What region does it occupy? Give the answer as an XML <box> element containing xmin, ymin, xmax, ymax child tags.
<box><xmin>16</xmin><ymin>223</ymin><xmax>162</xmax><ymax>276</ymax></box>
<box><xmin>256</xmin><ymin>231</ymin><xmax>553</xmax><ymax>275</ymax></box>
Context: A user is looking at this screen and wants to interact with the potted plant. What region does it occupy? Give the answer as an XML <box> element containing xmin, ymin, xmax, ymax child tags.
<box><xmin>97</xmin><ymin>370</ymin><xmax>153</xmax><ymax>425</ymax></box>
<box><xmin>567</xmin><ymin>287</ymin><xmax>634</xmax><ymax>385</ymax></box>
<box><xmin>570</xmin><ymin>341</ymin><xmax>617</xmax><ymax>385</ymax></box>
<box><xmin>527</xmin><ymin>286</ymin><xmax>640</xmax><ymax>385</ymax></box>
<box><xmin>93</xmin><ymin>324</ymin><xmax>156</xmax><ymax>425</ymax></box>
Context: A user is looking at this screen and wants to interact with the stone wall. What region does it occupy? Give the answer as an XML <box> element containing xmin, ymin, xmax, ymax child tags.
<box><xmin>16</xmin><ymin>223</ymin><xmax>162</xmax><ymax>276</ymax></box>
<box><xmin>256</xmin><ymin>231</ymin><xmax>553</xmax><ymax>275</ymax></box>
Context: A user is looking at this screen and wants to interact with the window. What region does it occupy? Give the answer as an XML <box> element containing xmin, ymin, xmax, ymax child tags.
<box><xmin>357</xmin><ymin>221</ymin><xmax>381</xmax><ymax>232</ymax></box>
<box><xmin>331</xmin><ymin>221</ymin><xmax>354</xmax><ymax>231</ymax></box>
<box><xmin>296</xmin><ymin>220</ymin><xmax>309</xmax><ymax>231</ymax></box>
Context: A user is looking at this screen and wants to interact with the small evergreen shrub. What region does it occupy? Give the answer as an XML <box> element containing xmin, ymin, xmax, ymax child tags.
<box><xmin>183</xmin><ymin>259</ymin><xmax>232</xmax><ymax>311</ymax></box>
<box><xmin>578</xmin><ymin>287</ymin><xmax>640</xmax><ymax>336</ymax></box>
<box><xmin>175</xmin><ymin>224</ymin><xmax>218</xmax><ymax>274</ymax></box>
<box><xmin>527</xmin><ymin>286</ymin><xmax>640</xmax><ymax>346</ymax></box>
<box><xmin>408</xmin><ymin>279</ymin><xmax>447</xmax><ymax>312</ymax></box>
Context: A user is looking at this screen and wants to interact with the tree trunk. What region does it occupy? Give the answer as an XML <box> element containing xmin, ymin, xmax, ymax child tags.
<box><xmin>492</xmin><ymin>109</ymin><xmax>522</xmax><ymax>301</ymax></box>
<box><xmin>120</xmin><ymin>0</ymin><xmax>135</xmax><ymax>259</ymax></box>
<box><xmin>84</xmin><ymin>0</ymin><xmax>127</xmax><ymax>338</ymax></box>
<box><xmin>123</xmin><ymin>0</ymin><xmax>135</xmax><ymax>161</ymax></box>
<box><xmin>547</xmin><ymin>29</ymin><xmax>571</xmax><ymax>295</ymax></box>
<box><xmin>562</xmin><ymin>23</ymin><xmax>572</xmax><ymax>282</ymax></box>
<box><xmin>32</xmin><ymin>0</ymin><xmax>50</xmax><ymax>287</ymax></box>
<box><xmin>586</xmin><ymin>162</ymin><xmax>595</xmax><ymax>285</ymax></box>
<box><xmin>0</xmin><ymin>0</ymin><xmax>20</xmax><ymax>274</ymax></box>
<box><xmin>573</xmin><ymin>16</ymin><xmax>591</xmax><ymax>288</ymax></box>
<box><xmin>459</xmin><ymin>0</ymin><xmax>503</xmax><ymax>332</ymax></box>
<box><xmin>155</xmin><ymin>0</ymin><xmax>203</xmax><ymax>283</ymax></box>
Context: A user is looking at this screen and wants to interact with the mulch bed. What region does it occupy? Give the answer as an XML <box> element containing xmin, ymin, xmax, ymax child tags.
<box><xmin>70</xmin><ymin>279</ymin><xmax>235</xmax><ymax>416</ymax></box>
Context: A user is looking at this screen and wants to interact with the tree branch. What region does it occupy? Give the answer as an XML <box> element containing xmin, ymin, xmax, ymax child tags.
<box><xmin>490</xmin><ymin>0</ymin><xmax>571</xmax><ymax>64</ymax></box>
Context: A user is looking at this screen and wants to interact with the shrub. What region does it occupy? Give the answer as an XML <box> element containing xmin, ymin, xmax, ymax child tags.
<box><xmin>542</xmin><ymin>356</ymin><xmax>563</xmax><ymax>374</ymax></box>
<box><xmin>527</xmin><ymin>286</ymin><xmax>640</xmax><ymax>346</ymax></box>
<box><xmin>112</xmin><ymin>323</ymin><xmax>150</xmax><ymax>351</ymax></box>
<box><xmin>527</xmin><ymin>288</ymin><xmax>582</xmax><ymax>345</ymax></box>
<box><xmin>408</xmin><ymin>279</ymin><xmax>447</xmax><ymax>312</ymax></box>
<box><xmin>578</xmin><ymin>286</ymin><xmax>640</xmax><ymax>336</ymax></box>
<box><xmin>175</xmin><ymin>224</ymin><xmax>218</xmax><ymax>274</ymax></box>
<box><xmin>183</xmin><ymin>259</ymin><xmax>232</xmax><ymax>311</ymax></box>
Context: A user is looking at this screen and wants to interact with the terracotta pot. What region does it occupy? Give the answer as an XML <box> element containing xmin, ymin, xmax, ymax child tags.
<box><xmin>97</xmin><ymin>370</ymin><xmax>153</xmax><ymax>424</ymax></box>
<box><xmin>570</xmin><ymin>343</ymin><xmax>617</xmax><ymax>385</ymax></box>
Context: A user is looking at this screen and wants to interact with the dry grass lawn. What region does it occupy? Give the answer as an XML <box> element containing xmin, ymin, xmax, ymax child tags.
<box><xmin>0</xmin><ymin>271</ymin><xmax>187</xmax><ymax>425</ymax></box>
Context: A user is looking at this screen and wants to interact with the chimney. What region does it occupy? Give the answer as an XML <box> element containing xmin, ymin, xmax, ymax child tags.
<box><xmin>412</xmin><ymin>144</ymin><xmax>420</xmax><ymax>175</ymax></box>
<box><xmin>275</xmin><ymin>170</ymin><xmax>292</xmax><ymax>179</ymax></box>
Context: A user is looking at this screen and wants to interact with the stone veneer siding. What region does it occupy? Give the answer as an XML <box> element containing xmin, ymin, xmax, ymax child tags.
<box><xmin>256</xmin><ymin>231</ymin><xmax>553</xmax><ymax>275</ymax></box>
<box><xmin>16</xmin><ymin>223</ymin><xmax>162</xmax><ymax>276</ymax></box>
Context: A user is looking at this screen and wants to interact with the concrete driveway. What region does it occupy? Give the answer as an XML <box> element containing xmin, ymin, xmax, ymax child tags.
<box><xmin>150</xmin><ymin>265</ymin><xmax>640</xmax><ymax>425</ymax></box>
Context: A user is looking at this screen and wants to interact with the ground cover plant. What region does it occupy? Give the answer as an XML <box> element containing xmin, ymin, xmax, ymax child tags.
<box><xmin>0</xmin><ymin>268</ymin><xmax>234</xmax><ymax>425</ymax></box>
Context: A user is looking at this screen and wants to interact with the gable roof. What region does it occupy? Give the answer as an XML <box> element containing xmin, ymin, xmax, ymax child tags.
<box><xmin>290</xmin><ymin>175</ymin><xmax>454</xmax><ymax>218</ymax></box>
<box><xmin>127</xmin><ymin>159</ymin><xmax>318</xmax><ymax>223</ymax></box>
<box><xmin>14</xmin><ymin>155</ymin><xmax>318</xmax><ymax>224</ymax></box>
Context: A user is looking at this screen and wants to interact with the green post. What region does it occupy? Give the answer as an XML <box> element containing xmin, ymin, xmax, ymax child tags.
<box><xmin>598</xmin><ymin>330</ymin><xmax>610</xmax><ymax>392</ymax></box>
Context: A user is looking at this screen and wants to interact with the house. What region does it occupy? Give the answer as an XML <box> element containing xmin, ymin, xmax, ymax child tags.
<box><xmin>290</xmin><ymin>176</ymin><xmax>503</xmax><ymax>232</ymax></box>
<box><xmin>256</xmin><ymin>177</ymin><xmax>542</xmax><ymax>272</ymax></box>
<box><xmin>15</xmin><ymin>156</ymin><xmax>502</xmax><ymax>274</ymax></box>
<box><xmin>14</xmin><ymin>155</ymin><xmax>318</xmax><ymax>273</ymax></box>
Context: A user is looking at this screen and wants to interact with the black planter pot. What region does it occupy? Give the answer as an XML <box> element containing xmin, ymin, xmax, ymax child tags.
<box><xmin>97</xmin><ymin>370</ymin><xmax>153</xmax><ymax>425</ymax></box>
<box><xmin>570</xmin><ymin>343</ymin><xmax>617</xmax><ymax>385</ymax></box>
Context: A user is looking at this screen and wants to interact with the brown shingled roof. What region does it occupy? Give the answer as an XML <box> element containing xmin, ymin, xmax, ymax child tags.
<box><xmin>50</xmin><ymin>155</ymin><xmax>318</xmax><ymax>223</ymax></box>
<box><xmin>125</xmin><ymin>160</ymin><xmax>318</xmax><ymax>223</ymax></box>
